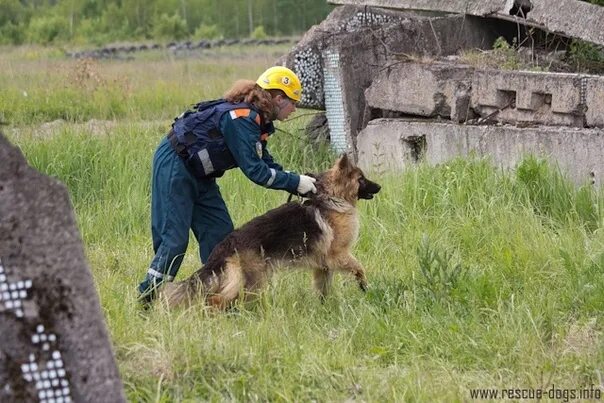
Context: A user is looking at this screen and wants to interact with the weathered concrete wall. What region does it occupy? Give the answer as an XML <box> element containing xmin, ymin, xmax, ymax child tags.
<box><xmin>0</xmin><ymin>132</ymin><xmax>125</xmax><ymax>402</ymax></box>
<box><xmin>329</xmin><ymin>0</ymin><xmax>604</xmax><ymax>47</ymax></box>
<box><xmin>357</xmin><ymin>119</ymin><xmax>603</xmax><ymax>186</ymax></box>
<box><xmin>365</xmin><ymin>62</ymin><xmax>474</xmax><ymax>119</ymax></box>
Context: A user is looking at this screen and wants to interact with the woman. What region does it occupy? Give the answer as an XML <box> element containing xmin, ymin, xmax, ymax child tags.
<box><xmin>138</xmin><ymin>66</ymin><xmax>316</xmax><ymax>304</ymax></box>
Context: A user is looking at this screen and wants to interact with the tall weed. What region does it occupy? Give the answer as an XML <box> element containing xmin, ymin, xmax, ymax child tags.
<box><xmin>516</xmin><ymin>156</ymin><xmax>601</xmax><ymax>230</ymax></box>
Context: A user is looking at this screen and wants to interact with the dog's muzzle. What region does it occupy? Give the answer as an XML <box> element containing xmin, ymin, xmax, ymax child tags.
<box><xmin>358</xmin><ymin>179</ymin><xmax>381</xmax><ymax>200</ymax></box>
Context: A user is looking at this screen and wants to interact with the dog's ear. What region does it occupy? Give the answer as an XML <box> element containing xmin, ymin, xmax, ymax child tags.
<box><xmin>336</xmin><ymin>153</ymin><xmax>353</xmax><ymax>172</ymax></box>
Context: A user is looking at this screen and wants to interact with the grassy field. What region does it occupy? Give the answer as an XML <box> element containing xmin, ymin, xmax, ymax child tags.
<box><xmin>3</xmin><ymin>46</ymin><xmax>604</xmax><ymax>402</ymax></box>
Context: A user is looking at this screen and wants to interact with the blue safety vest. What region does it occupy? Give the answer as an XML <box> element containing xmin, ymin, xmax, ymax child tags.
<box><xmin>170</xmin><ymin>99</ymin><xmax>270</xmax><ymax>179</ymax></box>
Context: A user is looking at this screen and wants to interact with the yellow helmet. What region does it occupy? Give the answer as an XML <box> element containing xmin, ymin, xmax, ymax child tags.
<box><xmin>256</xmin><ymin>66</ymin><xmax>302</xmax><ymax>102</ymax></box>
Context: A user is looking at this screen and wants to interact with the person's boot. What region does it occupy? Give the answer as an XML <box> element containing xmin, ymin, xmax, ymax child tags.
<box><xmin>137</xmin><ymin>274</ymin><xmax>162</xmax><ymax>310</ymax></box>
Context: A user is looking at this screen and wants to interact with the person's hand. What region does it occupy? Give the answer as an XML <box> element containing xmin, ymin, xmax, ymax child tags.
<box><xmin>297</xmin><ymin>175</ymin><xmax>317</xmax><ymax>195</ymax></box>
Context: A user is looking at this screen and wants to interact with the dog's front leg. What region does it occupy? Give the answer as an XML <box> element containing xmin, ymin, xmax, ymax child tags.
<box><xmin>313</xmin><ymin>267</ymin><xmax>334</xmax><ymax>301</ymax></box>
<box><xmin>328</xmin><ymin>254</ymin><xmax>368</xmax><ymax>292</ymax></box>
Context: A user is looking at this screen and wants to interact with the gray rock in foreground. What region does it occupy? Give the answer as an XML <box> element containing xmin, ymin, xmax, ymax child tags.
<box><xmin>0</xmin><ymin>132</ymin><xmax>125</xmax><ymax>402</ymax></box>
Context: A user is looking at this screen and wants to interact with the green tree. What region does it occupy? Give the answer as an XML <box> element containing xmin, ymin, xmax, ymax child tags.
<box><xmin>193</xmin><ymin>23</ymin><xmax>221</xmax><ymax>39</ymax></box>
<box><xmin>250</xmin><ymin>25</ymin><xmax>267</xmax><ymax>39</ymax></box>
<box><xmin>28</xmin><ymin>14</ymin><xmax>71</xmax><ymax>44</ymax></box>
<box><xmin>0</xmin><ymin>0</ymin><xmax>28</xmax><ymax>44</ymax></box>
<box><xmin>153</xmin><ymin>13</ymin><xmax>189</xmax><ymax>40</ymax></box>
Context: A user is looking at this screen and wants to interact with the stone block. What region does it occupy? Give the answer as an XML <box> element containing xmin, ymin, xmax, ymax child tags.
<box><xmin>0</xmin><ymin>133</ymin><xmax>125</xmax><ymax>402</ymax></box>
<box><xmin>586</xmin><ymin>76</ymin><xmax>604</xmax><ymax>128</ymax></box>
<box><xmin>357</xmin><ymin>119</ymin><xmax>604</xmax><ymax>186</ymax></box>
<box><xmin>365</xmin><ymin>62</ymin><xmax>474</xmax><ymax>119</ymax></box>
<box><xmin>472</xmin><ymin>70</ymin><xmax>584</xmax><ymax>127</ymax></box>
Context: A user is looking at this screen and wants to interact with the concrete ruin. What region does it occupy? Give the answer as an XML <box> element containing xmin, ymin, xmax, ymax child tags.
<box><xmin>283</xmin><ymin>2</ymin><xmax>604</xmax><ymax>186</ymax></box>
<box><xmin>329</xmin><ymin>0</ymin><xmax>604</xmax><ymax>48</ymax></box>
<box><xmin>0</xmin><ymin>132</ymin><xmax>125</xmax><ymax>402</ymax></box>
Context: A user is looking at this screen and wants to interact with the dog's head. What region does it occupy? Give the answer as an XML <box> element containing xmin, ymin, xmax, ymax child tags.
<box><xmin>315</xmin><ymin>154</ymin><xmax>381</xmax><ymax>204</ymax></box>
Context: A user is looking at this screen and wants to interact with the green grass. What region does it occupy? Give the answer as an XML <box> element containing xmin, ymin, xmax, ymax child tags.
<box><xmin>0</xmin><ymin>44</ymin><xmax>293</xmax><ymax>125</ymax></box>
<box><xmin>4</xmin><ymin>46</ymin><xmax>604</xmax><ymax>401</ymax></box>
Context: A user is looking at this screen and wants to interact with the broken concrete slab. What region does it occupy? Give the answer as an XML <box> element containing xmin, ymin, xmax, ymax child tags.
<box><xmin>0</xmin><ymin>132</ymin><xmax>125</xmax><ymax>402</ymax></box>
<box><xmin>328</xmin><ymin>0</ymin><xmax>604</xmax><ymax>48</ymax></box>
<box><xmin>586</xmin><ymin>76</ymin><xmax>604</xmax><ymax>128</ymax></box>
<box><xmin>365</xmin><ymin>62</ymin><xmax>474</xmax><ymax>119</ymax></box>
<box><xmin>364</xmin><ymin>60</ymin><xmax>603</xmax><ymax>128</ymax></box>
<box><xmin>357</xmin><ymin>118</ymin><xmax>603</xmax><ymax>186</ymax></box>
<box><xmin>472</xmin><ymin>69</ymin><xmax>585</xmax><ymax>127</ymax></box>
<box><xmin>330</xmin><ymin>0</ymin><xmax>509</xmax><ymax>16</ymax></box>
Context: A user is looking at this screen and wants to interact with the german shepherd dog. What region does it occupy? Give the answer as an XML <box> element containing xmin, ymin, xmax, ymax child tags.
<box><xmin>161</xmin><ymin>154</ymin><xmax>381</xmax><ymax>309</ymax></box>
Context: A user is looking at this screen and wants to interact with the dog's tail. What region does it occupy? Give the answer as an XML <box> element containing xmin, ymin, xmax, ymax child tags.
<box><xmin>160</xmin><ymin>257</ymin><xmax>225</xmax><ymax>309</ymax></box>
<box><xmin>161</xmin><ymin>280</ymin><xmax>196</xmax><ymax>308</ymax></box>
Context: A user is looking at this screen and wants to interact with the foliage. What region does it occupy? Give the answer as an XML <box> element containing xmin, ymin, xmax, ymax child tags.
<box><xmin>250</xmin><ymin>25</ymin><xmax>267</xmax><ymax>40</ymax></box>
<box><xmin>492</xmin><ymin>36</ymin><xmax>521</xmax><ymax>70</ymax></box>
<box><xmin>415</xmin><ymin>234</ymin><xmax>467</xmax><ymax>304</ymax></box>
<box><xmin>152</xmin><ymin>13</ymin><xmax>189</xmax><ymax>41</ymax></box>
<box><xmin>516</xmin><ymin>157</ymin><xmax>601</xmax><ymax>231</ymax></box>
<box><xmin>0</xmin><ymin>21</ymin><xmax>25</xmax><ymax>45</ymax></box>
<box><xmin>193</xmin><ymin>23</ymin><xmax>221</xmax><ymax>40</ymax></box>
<box><xmin>0</xmin><ymin>0</ymin><xmax>334</xmax><ymax>45</ymax></box>
<box><xmin>567</xmin><ymin>40</ymin><xmax>604</xmax><ymax>73</ymax></box>
<box><xmin>0</xmin><ymin>0</ymin><xmax>29</xmax><ymax>44</ymax></box>
<box><xmin>27</xmin><ymin>14</ymin><xmax>71</xmax><ymax>44</ymax></box>
<box><xmin>0</xmin><ymin>0</ymin><xmax>28</xmax><ymax>27</ymax></box>
<box><xmin>98</xmin><ymin>3</ymin><xmax>130</xmax><ymax>39</ymax></box>
<box><xmin>459</xmin><ymin>36</ymin><xmax>524</xmax><ymax>70</ymax></box>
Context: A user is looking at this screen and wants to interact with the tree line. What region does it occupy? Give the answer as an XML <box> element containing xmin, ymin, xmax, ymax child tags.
<box><xmin>0</xmin><ymin>0</ymin><xmax>334</xmax><ymax>46</ymax></box>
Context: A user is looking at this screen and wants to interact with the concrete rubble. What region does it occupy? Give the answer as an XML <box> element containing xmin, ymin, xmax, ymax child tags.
<box><xmin>281</xmin><ymin>5</ymin><xmax>519</xmax><ymax>152</ymax></box>
<box><xmin>365</xmin><ymin>62</ymin><xmax>604</xmax><ymax>128</ymax></box>
<box><xmin>0</xmin><ymin>132</ymin><xmax>126</xmax><ymax>402</ymax></box>
<box><xmin>283</xmin><ymin>2</ymin><xmax>604</xmax><ymax>186</ymax></box>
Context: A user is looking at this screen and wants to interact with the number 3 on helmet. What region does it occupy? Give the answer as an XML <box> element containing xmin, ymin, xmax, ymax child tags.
<box><xmin>256</xmin><ymin>66</ymin><xmax>302</xmax><ymax>102</ymax></box>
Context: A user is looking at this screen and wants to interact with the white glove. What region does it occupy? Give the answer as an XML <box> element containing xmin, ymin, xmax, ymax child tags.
<box><xmin>297</xmin><ymin>175</ymin><xmax>317</xmax><ymax>195</ymax></box>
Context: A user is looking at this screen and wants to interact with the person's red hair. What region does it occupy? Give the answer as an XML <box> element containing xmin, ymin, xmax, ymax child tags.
<box><xmin>224</xmin><ymin>80</ymin><xmax>277</xmax><ymax>122</ymax></box>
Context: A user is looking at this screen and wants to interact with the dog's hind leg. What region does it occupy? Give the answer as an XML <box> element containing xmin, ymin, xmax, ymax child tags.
<box><xmin>327</xmin><ymin>254</ymin><xmax>368</xmax><ymax>292</ymax></box>
<box><xmin>313</xmin><ymin>267</ymin><xmax>333</xmax><ymax>301</ymax></box>
<box><xmin>207</xmin><ymin>255</ymin><xmax>244</xmax><ymax>310</ymax></box>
